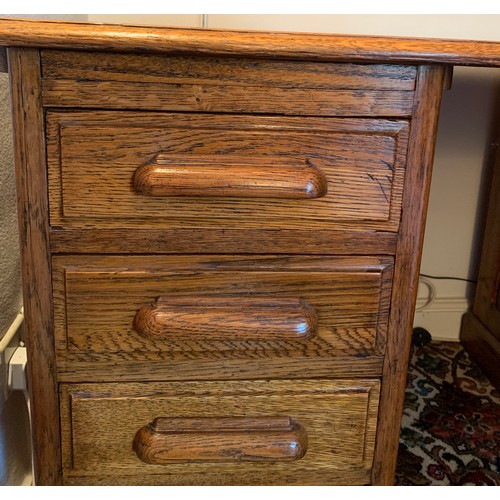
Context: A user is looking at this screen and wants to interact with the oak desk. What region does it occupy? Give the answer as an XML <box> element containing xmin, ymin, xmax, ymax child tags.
<box><xmin>1</xmin><ymin>18</ymin><xmax>499</xmax><ymax>486</ymax></box>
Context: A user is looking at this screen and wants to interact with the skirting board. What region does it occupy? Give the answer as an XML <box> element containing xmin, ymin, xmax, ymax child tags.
<box><xmin>413</xmin><ymin>297</ymin><xmax>470</xmax><ymax>341</ymax></box>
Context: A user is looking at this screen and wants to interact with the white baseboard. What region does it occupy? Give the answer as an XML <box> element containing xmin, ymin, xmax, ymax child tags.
<box><xmin>413</xmin><ymin>297</ymin><xmax>470</xmax><ymax>341</ymax></box>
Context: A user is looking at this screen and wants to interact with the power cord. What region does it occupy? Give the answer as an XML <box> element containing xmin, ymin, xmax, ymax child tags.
<box><xmin>419</xmin><ymin>273</ymin><xmax>477</xmax><ymax>284</ymax></box>
<box><xmin>414</xmin><ymin>273</ymin><xmax>476</xmax><ymax>343</ymax></box>
<box><xmin>416</xmin><ymin>276</ymin><xmax>436</xmax><ymax>311</ymax></box>
<box><xmin>416</xmin><ymin>273</ymin><xmax>476</xmax><ymax>312</ymax></box>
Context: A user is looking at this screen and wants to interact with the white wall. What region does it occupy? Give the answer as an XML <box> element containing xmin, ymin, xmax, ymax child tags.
<box><xmin>0</xmin><ymin>72</ymin><xmax>21</xmax><ymax>348</ymax></box>
<box><xmin>87</xmin><ymin>14</ymin><xmax>201</xmax><ymax>27</ymax></box>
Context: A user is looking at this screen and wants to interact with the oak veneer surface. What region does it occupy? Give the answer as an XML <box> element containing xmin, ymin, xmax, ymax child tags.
<box><xmin>132</xmin><ymin>156</ymin><xmax>329</xmax><ymax>199</ymax></box>
<box><xmin>46</xmin><ymin>111</ymin><xmax>408</xmax><ymax>231</ymax></box>
<box><xmin>4</xmin><ymin>17</ymin><xmax>493</xmax><ymax>487</ymax></box>
<box><xmin>55</xmin><ymin>355</ymin><xmax>385</xmax><ymax>384</ymax></box>
<box><xmin>1</xmin><ymin>18</ymin><xmax>500</xmax><ymax>66</ymax></box>
<box><xmin>133</xmin><ymin>416</ymin><xmax>308</xmax><ymax>464</ymax></box>
<box><xmin>52</xmin><ymin>255</ymin><xmax>392</xmax><ymax>364</ymax></box>
<box><xmin>43</xmin><ymin>79</ymin><xmax>415</xmax><ymax>117</ymax></box>
<box><xmin>133</xmin><ymin>297</ymin><xmax>319</xmax><ymax>342</ymax></box>
<box><xmin>41</xmin><ymin>50</ymin><xmax>418</xmax><ymax>90</ymax></box>
<box><xmin>48</xmin><ymin>227</ymin><xmax>399</xmax><ymax>256</ymax></box>
<box><xmin>41</xmin><ymin>50</ymin><xmax>415</xmax><ymax>116</ymax></box>
<box><xmin>372</xmin><ymin>65</ymin><xmax>446</xmax><ymax>484</ymax></box>
<box><xmin>59</xmin><ymin>379</ymin><xmax>380</xmax><ymax>485</ymax></box>
<box><xmin>8</xmin><ymin>47</ymin><xmax>61</xmax><ymax>486</ymax></box>
<box><xmin>133</xmin><ymin>157</ymin><xmax>329</xmax><ymax>199</ymax></box>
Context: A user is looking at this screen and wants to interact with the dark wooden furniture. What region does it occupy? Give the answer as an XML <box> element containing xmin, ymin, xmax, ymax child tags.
<box><xmin>460</xmin><ymin>130</ymin><xmax>500</xmax><ymax>390</ymax></box>
<box><xmin>1</xmin><ymin>17</ymin><xmax>499</xmax><ymax>486</ymax></box>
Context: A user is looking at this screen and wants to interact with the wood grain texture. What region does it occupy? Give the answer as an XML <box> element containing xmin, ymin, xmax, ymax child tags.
<box><xmin>41</xmin><ymin>50</ymin><xmax>417</xmax><ymax>90</ymax></box>
<box><xmin>5</xmin><ymin>20</ymin><xmax>481</xmax><ymax>486</ymax></box>
<box><xmin>42</xmin><ymin>83</ymin><xmax>414</xmax><ymax>117</ymax></box>
<box><xmin>460</xmin><ymin>312</ymin><xmax>500</xmax><ymax>391</ymax></box>
<box><xmin>62</xmin><ymin>470</ymin><xmax>372</xmax><ymax>486</ymax></box>
<box><xmin>460</xmin><ymin>129</ymin><xmax>500</xmax><ymax>390</ymax></box>
<box><xmin>1</xmin><ymin>18</ymin><xmax>500</xmax><ymax>67</ymax></box>
<box><xmin>59</xmin><ymin>379</ymin><xmax>380</xmax><ymax>485</ymax></box>
<box><xmin>134</xmin><ymin>297</ymin><xmax>318</xmax><ymax>341</ymax></box>
<box><xmin>46</xmin><ymin>111</ymin><xmax>409</xmax><ymax>231</ymax></box>
<box><xmin>42</xmin><ymin>79</ymin><xmax>414</xmax><ymax>116</ymax></box>
<box><xmin>0</xmin><ymin>46</ymin><xmax>6</xmax><ymax>72</ymax></box>
<box><xmin>442</xmin><ymin>65</ymin><xmax>454</xmax><ymax>90</ymax></box>
<box><xmin>55</xmin><ymin>355</ymin><xmax>384</xmax><ymax>383</ymax></box>
<box><xmin>371</xmin><ymin>65</ymin><xmax>447</xmax><ymax>485</ymax></box>
<box><xmin>133</xmin><ymin>155</ymin><xmax>328</xmax><ymax>199</ymax></box>
<box><xmin>133</xmin><ymin>416</ymin><xmax>307</xmax><ymax>464</ymax></box>
<box><xmin>52</xmin><ymin>255</ymin><xmax>392</xmax><ymax>366</ymax></box>
<box><xmin>8</xmin><ymin>48</ymin><xmax>61</xmax><ymax>485</ymax></box>
<box><xmin>41</xmin><ymin>50</ymin><xmax>416</xmax><ymax>117</ymax></box>
<box><xmin>48</xmin><ymin>227</ymin><xmax>399</xmax><ymax>255</ymax></box>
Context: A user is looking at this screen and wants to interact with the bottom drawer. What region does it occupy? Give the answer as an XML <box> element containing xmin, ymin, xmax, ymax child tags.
<box><xmin>60</xmin><ymin>379</ymin><xmax>380</xmax><ymax>485</ymax></box>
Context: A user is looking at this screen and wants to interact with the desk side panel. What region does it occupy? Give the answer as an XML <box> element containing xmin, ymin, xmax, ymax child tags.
<box><xmin>371</xmin><ymin>64</ymin><xmax>446</xmax><ymax>485</ymax></box>
<box><xmin>8</xmin><ymin>47</ymin><xmax>61</xmax><ymax>485</ymax></box>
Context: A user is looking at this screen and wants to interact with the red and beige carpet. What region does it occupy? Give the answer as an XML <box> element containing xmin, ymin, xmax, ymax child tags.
<box><xmin>395</xmin><ymin>341</ymin><xmax>500</xmax><ymax>485</ymax></box>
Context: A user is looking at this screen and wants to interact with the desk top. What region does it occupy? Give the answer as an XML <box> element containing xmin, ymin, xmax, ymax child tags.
<box><xmin>0</xmin><ymin>17</ymin><xmax>500</xmax><ymax>67</ymax></box>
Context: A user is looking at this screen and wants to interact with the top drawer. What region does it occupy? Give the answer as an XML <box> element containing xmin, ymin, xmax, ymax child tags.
<box><xmin>40</xmin><ymin>50</ymin><xmax>416</xmax><ymax>117</ymax></box>
<box><xmin>46</xmin><ymin>111</ymin><xmax>409</xmax><ymax>232</ymax></box>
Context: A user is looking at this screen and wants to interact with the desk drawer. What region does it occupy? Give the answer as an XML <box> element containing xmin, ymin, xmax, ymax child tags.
<box><xmin>41</xmin><ymin>50</ymin><xmax>416</xmax><ymax>116</ymax></box>
<box><xmin>60</xmin><ymin>379</ymin><xmax>380</xmax><ymax>485</ymax></box>
<box><xmin>52</xmin><ymin>255</ymin><xmax>392</xmax><ymax>364</ymax></box>
<box><xmin>47</xmin><ymin>111</ymin><xmax>409</xmax><ymax>231</ymax></box>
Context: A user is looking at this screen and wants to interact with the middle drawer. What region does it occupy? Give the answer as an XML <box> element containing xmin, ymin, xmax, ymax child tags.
<box><xmin>53</xmin><ymin>255</ymin><xmax>392</xmax><ymax>375</ymax></box>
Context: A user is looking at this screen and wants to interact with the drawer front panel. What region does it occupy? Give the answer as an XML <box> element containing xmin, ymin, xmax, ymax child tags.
<box><xmin>60</xmin><ymin>379</ymin><xmax>380</xmax><ymax>485</ymax></box>
<box><xmin>52</xmin><ymin>255</ymin><xmax>393</xmax><ymax>362</ymax></box>
<box><xmin>47</xmin><ymin>111</ymin><xmax>409</xmax><ymax>231</ymax></box>
<box><xmin>42</xmin><ymin>50</ymin><xmax>416</xmax><ymax>116</ymax></box>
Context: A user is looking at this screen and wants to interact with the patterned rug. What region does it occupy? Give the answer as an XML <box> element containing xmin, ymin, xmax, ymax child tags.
<box><xmin>395</xmin><ymin>340</ymin><xmax>500</xmax><ymax>485</ymax></box>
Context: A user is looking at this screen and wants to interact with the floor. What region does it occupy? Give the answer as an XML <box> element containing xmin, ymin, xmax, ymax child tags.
<box><xmin>395</xmin><ymin>340</ymin><xmax>500</xmax><ymax>485</ymax></box>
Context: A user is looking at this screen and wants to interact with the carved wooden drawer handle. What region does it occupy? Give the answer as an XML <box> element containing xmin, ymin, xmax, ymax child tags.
<box><xmin>133</xmin><ymin>416</ymin><xmax>308</xmax><ymax>464</ymax></box>
<box><xmin>133</xmin><ymin>296</ymin><xmax>318</xmax><ymax>341</ymax></box>
<box><xmin>133</xmin><ymin>154</ymin><xmax>327</xmax><ymax>198</ymax></box>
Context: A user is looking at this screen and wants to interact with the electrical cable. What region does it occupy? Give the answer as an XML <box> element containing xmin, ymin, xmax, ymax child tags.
<box><xmin>419</xmin><ymin>273</ymin><xmax>477</xmax><ymax>284</ymax></box>
<box><xmin>416</xmin><ymin>273</ymin><xmax>476</xmax><ymax>312</ymax></box>
<box><xmin>415</xmin><ymin>276</ymin><xmax>436</xmax><ymax>311</ymax></box>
